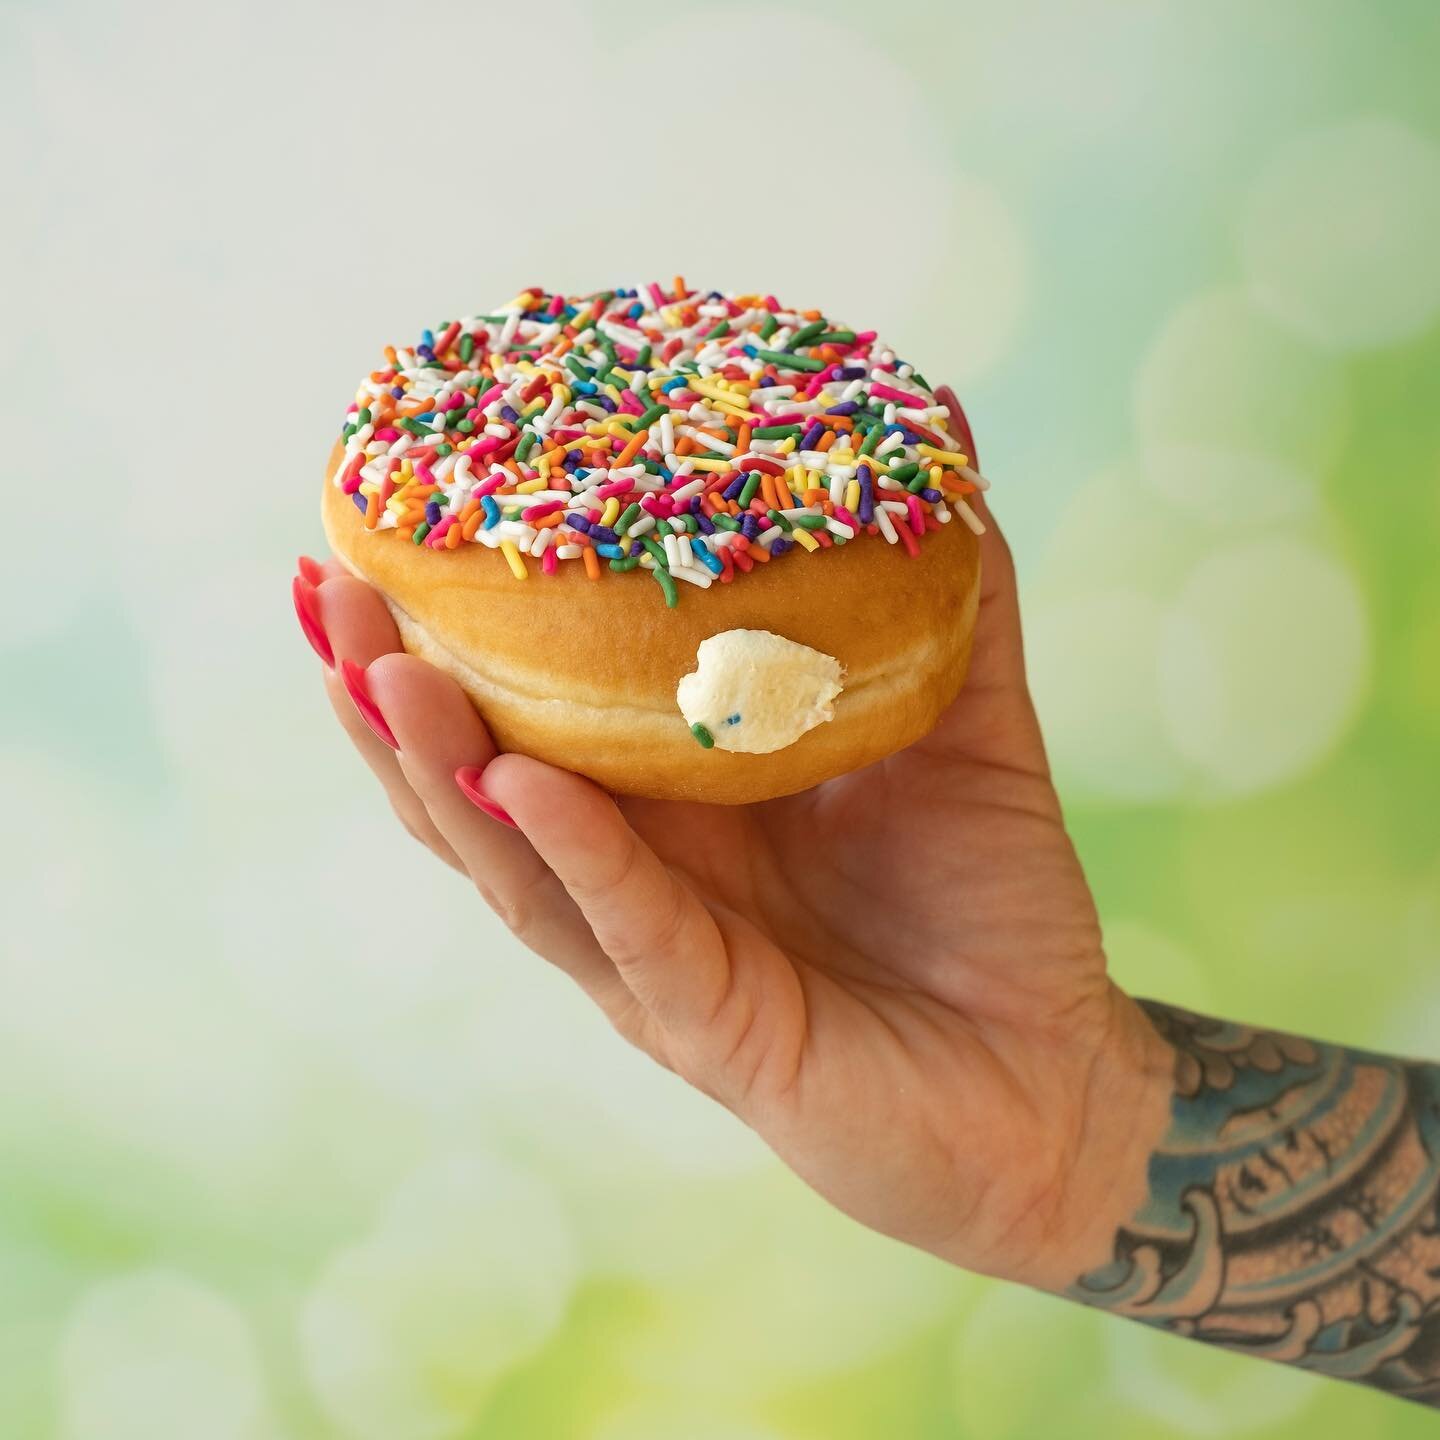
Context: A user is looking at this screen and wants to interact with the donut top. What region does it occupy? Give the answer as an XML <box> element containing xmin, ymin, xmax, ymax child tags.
<box><xmin>332</xmin><ymin>283</ymin><xmax>989</xmax><ymax>606</ymax></box>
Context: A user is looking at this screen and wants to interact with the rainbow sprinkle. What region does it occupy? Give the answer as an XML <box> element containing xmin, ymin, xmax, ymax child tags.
<box><xmin>333</xmin><ymin>283</ymin><xmax>990</xmax><ymax>605</ymax></box>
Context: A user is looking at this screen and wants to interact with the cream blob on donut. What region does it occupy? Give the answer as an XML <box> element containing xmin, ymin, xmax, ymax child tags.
<box><xmin>677</xmin><ymin>630</ymin><xmax>844</xmax><ymax>755</ymax></box>
<box><xmin>321</xmin><ymin>283</ymin><xmax>989</xmax><ymax>803</ymax></box>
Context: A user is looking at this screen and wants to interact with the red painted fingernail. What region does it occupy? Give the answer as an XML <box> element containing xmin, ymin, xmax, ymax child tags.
<box><xmin>292</xmin><ymin>575</ymin><xmax>334</xmax><ymax>668</ymax></box>
<box><xmin>455</xmin><ymin>765</ymin><xmax>518</xmax><ymax>828</ymax></box>
<box><xmin>297</xmin><ymin>554</ymin><xmax>325</xmax><ymax>586</ymax></box>
<box><xmin>341</xmin><ymin>659</ymin><xmax>399</xmax><ymax>750</ymax></box>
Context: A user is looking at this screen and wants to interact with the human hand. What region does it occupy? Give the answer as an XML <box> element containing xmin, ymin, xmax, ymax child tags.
<box><xmin>295</xmin><ymin>388</ymin><xmax>1172</xmax><ymax>1292</ymax></box>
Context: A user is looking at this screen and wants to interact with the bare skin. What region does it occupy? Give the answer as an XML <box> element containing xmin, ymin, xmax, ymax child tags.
<box><xmin>297</xmin><ymin>388</ymin><xmax>1438</xmax><ymax>1405</ymax></box>
<box><xmin>300</xmin><ymin>389</ymin><xmax>1172</xmax><ymax>1293</ymax></box>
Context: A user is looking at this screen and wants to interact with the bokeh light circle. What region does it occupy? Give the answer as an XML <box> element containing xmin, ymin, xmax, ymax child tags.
<box><xmin>1026</xmin><ymin>466</ymin><xmax>1206</xmax><ymax>802</ymax></box>
<box><xmin>59</xmin><ymin>1272</ymin><xmax>267</xmax><ymax>1440</ymax></box>
<box><xmin>1134</xmin><ymin>287</ymin><xmax>1349</xmax><ymax>525</ymax></box>
<box><xmin>1157</xmin><ymin>537</ymin><xmax>1370</xmax><ymax>797</ymax></box>
<box><xmin>301</xmin><ymin>1150</ymin><xmax>575</xmax><ymax>1440</ymax></box>
<box><xmin>1241</xmin><ymin>118</ymin><xmax>1440</xmax><ymax>350</ymax></box>
<box><xmin>1028</xmin><ymin>588</ymin><xmax>1185</xmax><ymax>803</ymax></box>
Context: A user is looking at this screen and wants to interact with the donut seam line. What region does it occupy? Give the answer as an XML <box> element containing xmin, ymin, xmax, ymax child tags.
<box><xmin>380</xmin><ymin>595</ymin><xmax>945</xmax><ymax>723</ymax></box>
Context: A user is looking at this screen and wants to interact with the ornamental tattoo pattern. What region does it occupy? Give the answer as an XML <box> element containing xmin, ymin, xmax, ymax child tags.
<box><xmin>1070</xmin><ymin>1002</ymin><xmax>1440</xmax><ymax>1408</ymax></box>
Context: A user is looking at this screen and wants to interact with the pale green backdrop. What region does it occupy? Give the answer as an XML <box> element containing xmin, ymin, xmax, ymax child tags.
<box><xmin>3</xmin><ymin>0</ymin><xmax>1438</xmax><ymax>1436</ymax></box>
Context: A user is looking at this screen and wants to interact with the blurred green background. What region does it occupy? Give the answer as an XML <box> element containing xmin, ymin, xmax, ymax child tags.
<box><xmin>4</xmin><ymin>0</ymin><xmax>1438</xmax><ymax>1435</ymax></box>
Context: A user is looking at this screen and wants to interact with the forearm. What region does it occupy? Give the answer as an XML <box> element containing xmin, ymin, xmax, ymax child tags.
<box><xmin>1067</xmin><ymin>999</ymin><xmax>1440</xmax><ymax>1408</ymax></box>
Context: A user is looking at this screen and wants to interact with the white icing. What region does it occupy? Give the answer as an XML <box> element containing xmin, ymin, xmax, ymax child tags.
<box><xmin>677</xmin><ymin>630</ymin><xmax>843</xmax><ymax>755</ymax></box>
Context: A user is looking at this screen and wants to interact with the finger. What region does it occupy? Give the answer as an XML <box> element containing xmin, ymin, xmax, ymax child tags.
<box><xmin>480</xmin><ymin>754</ymin><xmax>734</xmax><ymax>1038</ymax></box>
<box><xmin>935</xmin><ymin>384</ymin><xmax>980</xmax><ymax>472</ymax></box>
<box><xmin>293</xmin><ymin>555</ymin><xmax>352</xmax><ymax>667</ymax></box>
<box><xmin>293</xmin><ymin>572</ymin><xmax>335</xmax><ymax>668</ymax></box>
<box><xmin>931</xmin><ymin>386</ymin><xmax>1049</xmax><ymax>776</ymax></box>
<box><xmin>934</xmin><ymin>384</ymin><xmax>1014</xmax><ymax>660</ymax></box>
<box><xmin>313</xmin><ymin>575</ymin><xmax>464</xmax><ymax>872</ymax></box>
<box><xmin>298</xmin><ymin>553</ymin><xmax>348</xmax><ymax>586</ymax></box>
<box><xmin>358</xmin><ymin>652</ymin><xmax>625</xmax><ymax>1004</ymax></box>
<box><xmin>960</xmin><ymin>484</ymin><xmax>1030</xmax><ymax>701</ymax></box>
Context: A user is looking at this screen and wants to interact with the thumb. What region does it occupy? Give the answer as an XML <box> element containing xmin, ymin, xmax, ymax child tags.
<box><xmin>479</xmin><ymin>754</ymin><xmax>733</xmax><ymax>1037</ymax></box>
<box><xmin>931</xmin><ymin>385</ymin><xmax>1051</xmax><ymax>778</ymax></box>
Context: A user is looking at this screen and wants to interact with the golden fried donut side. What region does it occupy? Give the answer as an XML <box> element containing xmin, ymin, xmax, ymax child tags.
<box><xmin>321</xmin><ymin>445</ymin><xmax>981</xmax><ymax>803</ymax></box>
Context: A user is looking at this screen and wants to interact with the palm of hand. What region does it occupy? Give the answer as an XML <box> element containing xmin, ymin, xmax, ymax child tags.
<box><xmin>617</xmin><ymin>575</ymin><xmax>1116</xmax><ymax>1282</ymax></box>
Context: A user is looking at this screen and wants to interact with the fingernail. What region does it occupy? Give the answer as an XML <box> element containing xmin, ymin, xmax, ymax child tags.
<box><xmin>455</xmin><ymin>765</ymin><xmax>518</xmax><ymax>828</ymax></box>
<box><xmin>341</xmin><ymin>659</ymin><xmax>399</xmax><ymax>750</ymax></box>
<box><xmin>292</xmin><ymin>575</ymin><xmax>334</xmax><ymax>668</ymax></box>
<box><xmin>297</xmin><ymin>554</ymin><xmax>326</xmax><ymax>586</ymax></box>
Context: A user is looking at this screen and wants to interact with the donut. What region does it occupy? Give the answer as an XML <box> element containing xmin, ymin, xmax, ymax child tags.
<box><xmin>321</xmin><ymin>283</ymin><xmax>990</xmax><ymax>804</ymax></box>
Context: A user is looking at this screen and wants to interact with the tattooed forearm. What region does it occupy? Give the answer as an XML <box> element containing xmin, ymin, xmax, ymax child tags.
<box><xmin>1070</xmin><ymin>1002</ymin><xmax>1440</xmax><ymax>1408</ymax></box>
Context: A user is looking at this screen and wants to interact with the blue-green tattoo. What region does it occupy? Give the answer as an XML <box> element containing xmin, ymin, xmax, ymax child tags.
<box><xmin>1071</xmin><ymin>1002</ymin><xmax>1440</xmax><ymax>1407</ymax></box>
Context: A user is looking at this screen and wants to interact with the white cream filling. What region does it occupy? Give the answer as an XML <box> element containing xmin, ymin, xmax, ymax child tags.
<box><xmin>676</xmin><ymin>630</ymin><xmax>844</xmax><ymax>754</ymax></box>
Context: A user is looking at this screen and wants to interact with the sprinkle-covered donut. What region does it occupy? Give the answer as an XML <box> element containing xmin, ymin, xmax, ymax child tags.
<box><xmin>322</xmin><ymin>282</ymin><xmax>989</xmax><ymax>803</ymax></box>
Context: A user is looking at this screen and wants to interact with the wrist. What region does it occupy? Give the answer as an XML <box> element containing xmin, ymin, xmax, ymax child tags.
<box><xmin>1015</xmin><ymin>985</ymin><xmax>1176</xmax><ymax>1294</ymax></box>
